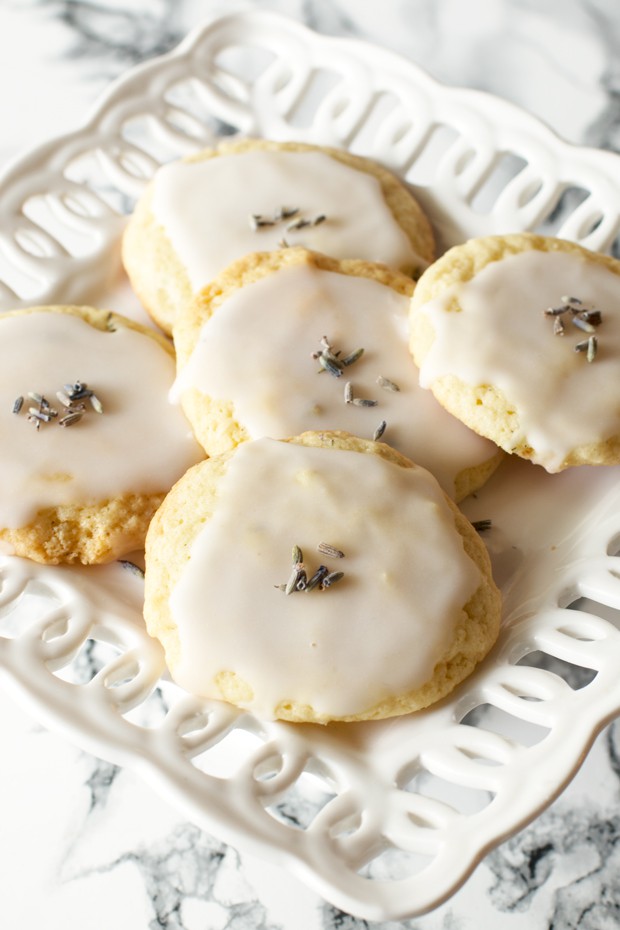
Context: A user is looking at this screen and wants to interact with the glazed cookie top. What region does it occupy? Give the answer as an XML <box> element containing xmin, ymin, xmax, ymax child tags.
<box><xmin>0</xmin><ymin>306</ymin><xmax>202</xmax><ymax>528</ymax></box>
<box><xmin>172</xmin><ymin>250</ymin><xmax>499</xmax><ymax>500</ymax></box>
<box><xmin>410</xmin><ymin>234</ymin><xmax>620</xmax><ymax>472</ymax></box>
<box><xmin>146</xmin><ymin>434</ymin><xmax>495</xmax><ymax>722</ymax></box>
<box><xmin>149</xmin><ymin>140</ymin><xmax>433</xmax><ymax>286</ymax></box>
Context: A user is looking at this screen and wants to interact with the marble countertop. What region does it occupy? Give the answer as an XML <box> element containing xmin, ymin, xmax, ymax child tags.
<box><xmin>2</xmin><ymin>2</ymin><xmax>620</xmax><ymax>928</ymax></box>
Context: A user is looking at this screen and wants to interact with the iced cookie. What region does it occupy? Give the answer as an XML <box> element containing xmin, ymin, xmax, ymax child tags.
<box><xmin>410</xmin><ymin>233</ymin><xmax>620</xmax><ymax>472</ymax></box>
<box><xmin>143</xmin><ymin>431</ymin><xmax>501</xmax><ymax>724</ymax></box>
<box><xmin>172</xmin><ymin>248</ymin><xmax>501</xmax><ymax>501</ymax></box>
<box><xmin>122</xmin><ymin>138</ymin><xmax>435</xmax><ymax>334</ymax></box>
<box><xmin>0</xmin><ymin>305</ymin><xmax>203</xmax><ymax>564</ymax></box>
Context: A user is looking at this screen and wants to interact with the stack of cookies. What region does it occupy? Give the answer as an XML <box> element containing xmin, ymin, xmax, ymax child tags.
<box><xmin>122</xmin><ymin>139</ymin><xmax>504</xmax><ymax>723</ymax></box>
<box><xmin>32</xmin><ymin>140</ymin><xmax>612</xmax><ymax>723</ymax></box>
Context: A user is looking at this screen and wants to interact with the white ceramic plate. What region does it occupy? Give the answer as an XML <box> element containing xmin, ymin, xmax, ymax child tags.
<box><xmin>2</xmin><ymin>11</ymin><xmax>620</xmax><ymax>922</ymax></box>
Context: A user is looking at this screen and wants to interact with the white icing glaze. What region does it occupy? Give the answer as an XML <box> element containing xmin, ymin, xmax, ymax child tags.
<box><xmin>151</xmin><ymin>150</ymin><xmax>421</xmax><ymax>288</ymax></box>
<box><xmin>172</xmin><ymin>264</ymin><xmax>496</xmax><ymax>497</ymax></box>
<box><xmin>0</xmin><ymin>311</ymin><xmax>203</xmax><ymax>527</ymax></box>
<box><xmin>415</xmin><ymin>249</ymin><xmax>620</xmax><ymax>472</ymax></box>
<box><xmin>169</xmin><ymin>438</ymin><xmax>482</xmax><ymax>719</ymax></box>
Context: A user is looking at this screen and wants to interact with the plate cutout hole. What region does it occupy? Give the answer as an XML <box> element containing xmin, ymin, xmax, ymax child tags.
<box><xmin>517</xmin><ymin>178</ymin><xmax>544</xmax><ymax>208</ymax></box>
<box><xmin>404</xmin><ymin>123</ymin><xmax>460</xmax><ymax>186</ymax></box>
<box><xmin>469</xmin><ymin>151</ymin><xmax>528</xmax><ymax>213</ymax></box>
<box><xmin>534</xmin><ymin>184</ymin><xmax>590</xmax><ymax>237</ymax></box>
<box><xmin>349</xmin><ymin>92</ymin><xmax>412</xmax><ymax>155</ymax></box>
<box><xmin>460</xmin><ymin>703</ymin><xmax>550</xmax><ymax>748</ymax></box>
<box><xmin>64</xmin><ymin>151</ymin><xmax>134</xmax><ymax>215</ymax></box>
<box><xmin>286</xmin><ymin>67</ymin><xmax>343</xmax><ymax>129</ymax></box>
<box><xmin>516</xmin><ymin>651</ymin><xmax>597</xmax><ymax>690</ymax></box>
<box><xmin>402</xmin><ymin>767</ymin><xmax>494</xmax><ymax>816</ymax></box>
<box><xmin>164</xmin><ymin>78</ymin><xmax>238</xmax><ymax>140</ymax></box>
<box><xmin>263</xmin><ymin>767</ymin><xmax>338</xmax><ymax>831</ymax></box>
<box><xmin>213</xmin><ymin>44</ymin><xmax>277</xmax><ymax>84</ymax></box>
<box><xmin>189</xmin><ymin>726</ymin><xmax>265</xmax><ymax>780</ymax></box>
<box><xmin>357</xmin><ymin>843</ymin><xmax>435</xmax><ymax>881</ymax></box>
<box><xmin>123</xmin><ymin>685</ymin><xmax>170</xmax><ymax>729</ymax></box>
<box><xmin>53</xmin><ymin>637</ymin><xmax>121</xmax><ymax>685</ymax></box>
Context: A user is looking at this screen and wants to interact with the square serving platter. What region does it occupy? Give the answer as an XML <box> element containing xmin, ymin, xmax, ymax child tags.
<box><xmin>2</xmin><ymin>11</ymin><xmax>620</xmax><ymax>921</ymax></box>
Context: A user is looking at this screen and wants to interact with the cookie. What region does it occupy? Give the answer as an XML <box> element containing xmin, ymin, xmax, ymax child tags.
<box><xmin>122</xmin><ymin>138</ymin><xmax>435</xmax><ymax>334</ymax></box>
<box><xmin>0</xmin><ymin>305</ymin><xmax>203</xmax><ymax>564</ymax></box>
<box><xmin>410</xmin><ymin>233</ymin><xmax>620</xmax><ymax>472</ymax></box>
<box><xmin>172</xmin><ymin>248</ymin><xmax>502</xmax><ymax>501</ymax></box>
<box><xmin>143</xmin><ymin>431</ymin><xmax>502</xmax><ymax>724</ymax></box>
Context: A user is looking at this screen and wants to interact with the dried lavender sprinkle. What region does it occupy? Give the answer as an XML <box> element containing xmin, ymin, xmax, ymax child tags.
<box><xmin>574</xmin><ymin>336</ymin><xmax>598</xmax><ymax>362</ymax></box>
<box><xmin>376</xmin><ymin>375</ymin><xmax>400</xmax><ymax>392</ymax></box>
<box><xmin>12</xmin><ymin>396</ymin><xmax>23</xmax><ymax>414</ymax></box>
<box><xmin>572</xmin><ymin>316</ymin><xmax>596</xmax><ymax>334</ymax></box>
<box><xmin>305</xmin><ymin>565</ymin><xmax>328</xmax><ymax>592</ymax></box>
<box><xmin>277</xmin><ymin>206</ymin><xmax>299</xmax><ymax>220</ymax></box>
<box><xmin>89</xmin><ymin>393</ymin><xmax>104</xmax><ymax>414</ymax></box>
<box><xmin>318</xmin><ymin>354</ymin><xmax>343</xmax><ymax>377</ymax></box>
<box><xmin>285</xmin><ymin>566</ymin><xmax>303</xmax><ymax>596</ymax></box>
<box><xmin>249</xmin><ymin>214</ymin><xmax>276</xmax><ymax>230</ymax></box>
<box><xmin>321</xmin><ymin>571</ymin><xmax>344</xmax><ymax>589</ymax></box>
<box><xmin>317</xmin><ymin>542</ymin><xmax>345</xmax><ymax>559</ymax></box>
<box><xmin>56</xmin><ymin>390</ymin><xmax>73</xmax><ymax>407</ymax></box>
<box><xmin>341</xmin><ymin>347</ymin><xmax>364</xmax><ymax>367</ymax></box>
<box><xmin>58</xmin><ymin>411</ymin><xmax>83</xmax><ymax>427</ymax></box>
<box><xmin>28</xmin><ymin>408</ymin><xmax>52</xmax><ymax>422</ymax></box>
<box><xmin>373</xmin><ymin>420</ymin><xmax>387</xmax><ymax>441</ymax></box>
